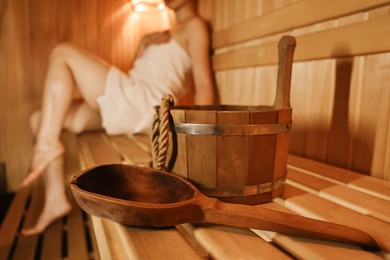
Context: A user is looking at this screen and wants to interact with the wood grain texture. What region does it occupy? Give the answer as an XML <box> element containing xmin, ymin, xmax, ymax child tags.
<box><xmin>199</xmin><ymin>0</ymin><xmax>390</xmax><ymax>181</ymax></box>
<box><xmin>212</xmin><ymin>0</ymin><xmax>390</xmax><ymax>47</ymax></box>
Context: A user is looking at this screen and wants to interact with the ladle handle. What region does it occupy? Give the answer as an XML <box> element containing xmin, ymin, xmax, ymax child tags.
<box><xmin>273</xmin><ymin>36</ymin><xmax>296</xmax><ymax>109</ymax></box>
<box><xmin>202</xmin><ymin>200</ymin><xmax>380</xmax><ymax>250</ymax></box>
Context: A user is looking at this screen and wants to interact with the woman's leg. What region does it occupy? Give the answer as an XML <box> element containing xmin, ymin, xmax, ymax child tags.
<box><xmin>22</xmin><ymin>102</ymin><xmax>102</xmax><ymax>236</ymax></box>
<box><xmin>22</xmin><ymin>43</ymin><xmax>110</xmax><ymax>187</ymax></box>
<box><xmin>21</xmin><ymin>156</ymin><xmax>71</xmax><ymax>236</ymax></box>
<box><xmin>21</xmin><ymin>43</ymin><xmax>111</xmax><ymax>236</ymax></box>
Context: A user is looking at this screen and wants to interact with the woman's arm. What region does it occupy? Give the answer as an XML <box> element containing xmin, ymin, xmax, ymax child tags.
<box><xmin>186</xmin><ymin>19</ymin><xmax>218</xmax><ymax>105</ymax></box>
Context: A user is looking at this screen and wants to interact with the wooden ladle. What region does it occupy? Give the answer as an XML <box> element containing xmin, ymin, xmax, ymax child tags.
<box><xmin>70</xmin><ymin>164</ymin><xmax>379</xmax><ymax>250</ymax></box>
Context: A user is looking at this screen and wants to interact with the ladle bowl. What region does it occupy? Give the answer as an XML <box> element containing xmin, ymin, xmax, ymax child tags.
<box><xmin>70</xmin><ymin>164</ymin><xmax>380</xmax><ymax>250</ymax></box>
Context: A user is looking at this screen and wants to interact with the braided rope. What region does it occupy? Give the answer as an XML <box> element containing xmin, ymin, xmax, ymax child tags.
<box><xmin>151</xmin><ymin>95</ymin><xmax>174</xmax><ymax>170</ymax></box>
<box><xmin>150</xmin><ymin>105</ymin><xmax>161</xmax><ymax>168</ymax></box>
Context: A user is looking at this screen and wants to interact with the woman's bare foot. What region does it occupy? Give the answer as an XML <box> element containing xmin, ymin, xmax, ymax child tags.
<box><xmin>21</xmin><ymin>199</ymin><xmax>72</xmax><ymax>236</ymax></box>
<box><xmin>21</xmin><ymin>142</ymin><xmax>65</xmax><ymax>187</ymax></box>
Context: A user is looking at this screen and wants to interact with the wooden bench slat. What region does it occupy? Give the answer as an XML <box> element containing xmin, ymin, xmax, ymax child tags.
<box><xmin>12</xmin><ymin>184</ymin><xmax>43</xmax><ymax>260</ymax></box>
<box><xmin>0</xmin><ymin>187</ymin><xmax>30</xmax><ymax>260</ymax></box>
<box><xmin>288</xmin><ymin>154</ymin><xmax>362</xmax><ymax>183</ymax></box>
<box><xmin>212</xmin><ymin>14</ymin><xmax>390</xmax><ymax>70</ymax></box>
<box><xmin>40</xmin><ymin>219</ymin><xmax>63</xmax><ymax>260</ymax></box>
<box><xmin>67</xmin><ymin>190</ymin><xmax>90</xmax><ymax>260</ymax></box>
<box><xmin>80</xmin><ymin>132</ymin><xmax>123</xmax><ymax>165</ymax></box>
<box><xmin>115</xmin><ymin>224</ymin><xmax>203</xmax><ymax>259</ymax></box>
<box><xmin>128</xmin><ymin>134</ymin><xmax>153</xmax><ymax>153</ymax></box>
<box><xmin>349</xmin><ymin>176</ymin><xmax>390</xmax><ymax>201</ymax></box>
<box><xmin>294</xmin><ymin>14</ymin><xmax>390</xmax><ymax>61</ymax></box>
<box><xmin>281</xmin><ymin>184</ymin><xmax>390</xmax><ymax>255</ymax></box>
<box><xmin>212</xmin><ymin>0</ymin><xmax>390</xmax><ymax>48</ymax></box>
<box><xmin>175</xmin><ymin>224</ymin><xmax>211</xmax><ymax>258</ymax></box>
<box><xmin>90</xmin><ymin>216</ymin><xmax>129</xmax><ymax>260</ymax></box>
<box><xmin>286</xmin><ymin>165</ymin><xmax>390</xmax><ymax>224</ymax></box>
<box><xmin>250</xmin><ymin>202</ymin><xmax>381</xmax><ymax>259</ymax></box>
<box><xmin>287</xmin><ymin>168</ymin><xmax>336</xmax><ymax>191</ymax></box>
<box><xmin>85</xmin><ymin>215</ymin><xmax>101</xmax><ymax>260</ymax></box>
<box><xmin>320</xmin><ymin>185</ymin><xmax>390</xmax><ymax>224</ymax></box>
<box><xmin>192</xmin><ymin>224</ymin><xmax>291</xmax><ymax>260</ymax></box>
<box><xmin>265</xmin><ymin>231</ymin><xmax>383</xmax><ymax>260</ymax></box>
<box><xmin>108</xmin><ymin>135</ymin><xmax>151</xmax><ymax>165</ymax></box>
<box><xmin>288</xmin><ymin>154</ymin><xmax>390</xmax><ymax>200</ymax></box>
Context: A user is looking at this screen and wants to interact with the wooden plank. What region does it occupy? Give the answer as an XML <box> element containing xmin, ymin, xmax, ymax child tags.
<box><xmin>213</xmin><ymin>14</ymin><xmax>390</xmax><ymax>70</ymax></box>
<box><xmin>188</xmin><ymin>223</ymin><xmax>291</xmax><ymax>260</ymax></box>
<box><xmin>251</xmin><ymin>202</ymin><xmax>383</xmax><ymax>260</ymax></box>
<box><xmin>90</xmin><ymin>216</ymin><xmax>129</xmax><ymax>260</ymax></box>
<box><xmin>212</xmin><ymin>0</ymin><xmax>390</xmax><ymax>48</ymax></box>
<box><xmin>80</xmin><ymin>131</ymin><xmax>123</xmax><ymax>165</ymax></box>
<box><xmin>349</xmin><ymin>176</ymin><xmax>390</xmax><ymax>201</ymax></box>
<box><xmin>287</xmin><ymin>163</ymin><xmax>390</xmax><ymax>223</ymax></box>
<box><xmin>12</xmin><ymin>184</ymin><xmax>43</xmax><ymax>260</ymax></box>
<box><xmin>115</xmin><ymin>224</ymin><xmax>202</xmax><ymax>259</ymax></box>
<box><xmin>216</xmin><ymin>110</ymin><xmax>250</xmax><ymax>189</ymax></box>
<box><xmin>320</xmin><ymin>185</ymin><xmax>390</xmax><ymax>224</ymax></box>
<box><xmin>175</xmin><ymin>224</ymin><xmax>211</xmax><ymax>259</ymax></box>
<box><xmin>263</xmin><ymin>232</ymin><xmax>383</xmax><ymax>260</ymax></box>
<box><xmin>108</xmin><ymin>135</ymin><xmax>151</xmax><ymax>166</ymax></box>
<box><xmin>170</xmin><ymin>109</ymin><xmax>189</xmax><ymax>179</ymax></box>
<box><xmin>186</xmin><ymin>110</ymin><xmax>217</xmax><ymax>187</ymax></box>
<box><xmin>288</xmin><ymin>154</ymin><xmax>390</xmax><ymax>199</ymax></box>
<box><xmin>287</xmin><ymin>168</ymin><xmax>336</xmax><ymax>192</ymax></box>
<box><xmin>86</xmin><ymin>214</ymin><xmax>101</xmax><ymax>260</ymax></box>
<box><xmin>67</xmin><ymin>189</ymin><xmax>90</xmax><ymax>260</ymax></box>
<box><xmin>40</xmin><ymin>218</ymin><xmax>63</xmax><ymax>260</ymax></box>
<box><xmin>288</xmin><ymin>154</ymin><xmax>364</xmax><ymax>183</ymax></box>
<box><xmin>281</xmin><ymin>185</ymin><xmax>390</xmax><ymax>255</ymax></box>
<box><xmin>0</xmin><ymin>187</ymin><xmax>30</xmax><ymax>260</ymax></box>
<box><xmin>128</xmin><ymin>134</ymin><xmax>152</xmax><ymax>153</ymax></box>
<box><xmin>77</xmin><ymin>135</ymin><xmax>97</xmax><ymax>168</ymax></box>
<box><xmin>294</xmin><ymin>14</ymin><xmax>390</xmax><ymax>60</ymax></box>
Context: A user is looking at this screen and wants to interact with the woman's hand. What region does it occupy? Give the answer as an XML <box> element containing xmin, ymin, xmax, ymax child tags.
<box><xmin>141</xmin><ymin>30</ymin><xmax>171</xmax><ymax>48</ymax></box>
<box><xmin>135</xmin><ymin>30</ymin><xmax>171</xmax><ymax>59</ymax></box>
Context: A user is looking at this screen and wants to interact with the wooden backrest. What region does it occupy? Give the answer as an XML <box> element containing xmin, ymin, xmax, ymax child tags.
<box><xmin>206</xmin><ymin>0</ymin><xmax>390</xmax><ymax>179</ymax></box>
<box><xmin>212</xmin><ymin>0</ymin><xmax>390</xmax><ymax>70</ymax></box>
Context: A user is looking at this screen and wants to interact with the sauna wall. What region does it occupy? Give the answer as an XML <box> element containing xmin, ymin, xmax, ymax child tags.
<box><xmin>0</xmin><ymin>0</ymin><xmax>169</xmax><ymax>191</ymax></box>
<box><xmin>198</xmin><ymin>0</ymin><xmax>390</xmax><ymax>181</ymax></box>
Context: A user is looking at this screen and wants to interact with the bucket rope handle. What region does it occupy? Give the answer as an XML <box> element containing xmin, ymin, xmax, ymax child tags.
<box><xmin>151</xmin><ymin>94</ymin><xmax>174</xmax><ymax>170</ymax></box>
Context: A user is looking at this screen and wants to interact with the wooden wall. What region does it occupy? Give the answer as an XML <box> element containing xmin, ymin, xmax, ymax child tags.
<box><xmin>0</xmin><ymin>0</ymin><xmax>169</xmax><ymax>191</ymax></box>
<box><xmin>198</xmin><ymin>0</ymin><xmax>390</xmax><ymax>181</ymax></box>
<box><xmin>1</xmin><ymin>0</ymin><xmax>389</xmax><ymax>191</ymax></box>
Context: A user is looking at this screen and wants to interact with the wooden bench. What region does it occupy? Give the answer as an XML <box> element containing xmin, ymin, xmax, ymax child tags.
<box><xmin>75</xmin><ymin>131</ymin><xmax>390</xmax><ymax>259</ymax></box>
<box><xmin>0</xmin><ymin>133</ymin><xmax>98</xmax><ymax>260</ymax></box>
<box><xmin>74</xmin><ymin>1</ymin><xmax>390</xmax><ymax>259</ymax></box>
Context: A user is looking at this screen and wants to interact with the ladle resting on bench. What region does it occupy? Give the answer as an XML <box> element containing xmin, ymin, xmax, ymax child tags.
<box><xmin>70</xmin><ymin>164</ymin><xmax>380</xmax><ymax>251</ymax></box>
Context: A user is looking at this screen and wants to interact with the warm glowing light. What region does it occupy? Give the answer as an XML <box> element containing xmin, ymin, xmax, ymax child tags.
<box><xmin>131</xmin><ymin>0</ymin><xmax>166</xmax><ymax>13</ymax></box>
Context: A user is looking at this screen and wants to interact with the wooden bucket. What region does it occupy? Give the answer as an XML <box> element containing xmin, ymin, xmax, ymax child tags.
<box><xmin>157</xmin><ymin>36</ymin><xmax>296</xmax><ymax>205</ymax></box>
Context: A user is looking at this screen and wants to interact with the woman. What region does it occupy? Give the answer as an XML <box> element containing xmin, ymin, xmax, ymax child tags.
<box><xmin>21</xmin><ymin>0</ymin><xmax>217</xmax><ymax>236</ymax></box>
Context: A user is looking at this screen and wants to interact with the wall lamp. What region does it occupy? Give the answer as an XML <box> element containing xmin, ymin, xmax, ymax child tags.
<box><xmin>131</xmin><ymin>0</ymin><xmax>166</xmax><ymax>13</ymax></box>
